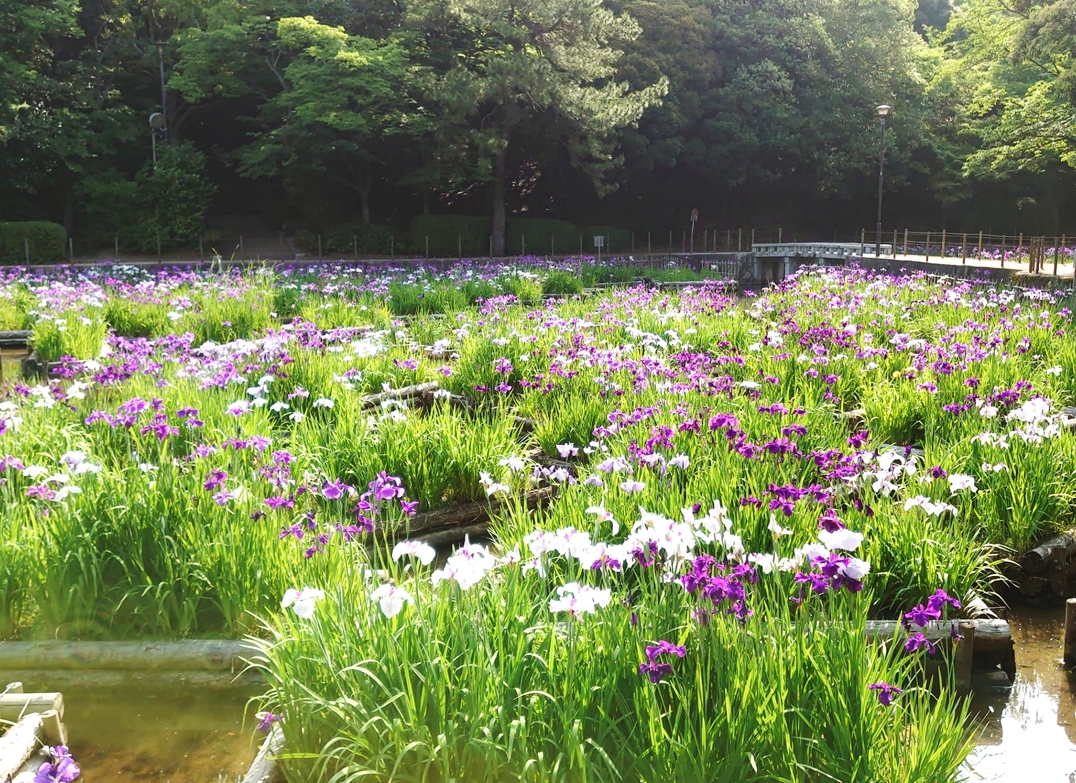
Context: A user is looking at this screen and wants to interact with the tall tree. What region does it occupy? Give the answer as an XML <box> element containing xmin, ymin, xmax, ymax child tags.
<box><xmin>409</xmin><ymin>0</ymin><xmax>667</xmax><ymax>255</ymax></box>
<box><xmin>231</xmin><ymin>16</ymin><xmax>412</xmax><ymax>224</ymax></box>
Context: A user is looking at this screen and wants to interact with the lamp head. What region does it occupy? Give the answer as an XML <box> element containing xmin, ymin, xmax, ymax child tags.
<box><xmin>876</xmin><ymin>104</ymin><xmax>892</xmax><ymax>119</ymax></box>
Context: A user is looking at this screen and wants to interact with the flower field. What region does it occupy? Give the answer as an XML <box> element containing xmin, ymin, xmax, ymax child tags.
<box><xmin>2</xmin><ymin>260</ymin><xmax>1075</xmax><ymax>781</ymax></box>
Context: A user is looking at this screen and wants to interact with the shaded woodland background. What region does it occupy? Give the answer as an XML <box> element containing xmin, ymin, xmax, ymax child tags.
<box><xmin>3</xmin><ymin>0</ymin><xmax>1076</xmax><ymax>254</ymax></box>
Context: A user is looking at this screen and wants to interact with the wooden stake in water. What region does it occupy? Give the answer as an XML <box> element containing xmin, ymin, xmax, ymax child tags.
<box><xmin>1065</xmin><ymin>598</ymin><xmax>1076</xmax><ymax>668</ymax></box>
<box><xmin>954</xmin><ymin>622</ymin><xmax>976</xmax><ymax>695</ymax></box>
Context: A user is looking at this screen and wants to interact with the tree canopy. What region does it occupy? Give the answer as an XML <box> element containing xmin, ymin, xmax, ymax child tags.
<box><xmin>2</xmin><ymin>0</ymin><xmax>1075</xmax><ymax>247</ymax></box>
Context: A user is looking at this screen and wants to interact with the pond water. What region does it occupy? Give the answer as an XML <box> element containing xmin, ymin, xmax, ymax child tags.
<box><xmin>966</xmin><ymin>605</ymin><xmax>1076</xmax><ymax>782</ymax></box>
<box><xmin>17</xmin><ymin>679</ymin><xmax>259</xmax><ymax>782</ymax></box>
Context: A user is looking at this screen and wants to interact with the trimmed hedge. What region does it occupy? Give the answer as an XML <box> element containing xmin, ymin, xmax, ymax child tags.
<box><xmin>0</xmin><ymin>222</ymin><xmax>66</xmax><ymax>264</ymax></box>
<box><xmin>410</xmin><ymin>215</ymin><xmax>492</xmax><ymax>258</ymax></box>
<box><xmin>584</xmin><ymin>226</ymin><xmax>633</xmax><ymax>254</ymax></box>
<box><xmin>295</xmin><ymin>223</ymin><xmax>409</xmax><ymax>257</ymax></box>
<box><xmin>506</xmin><ymin>218</ymin><xmax>581</xmax><ymax>256</ymax></box>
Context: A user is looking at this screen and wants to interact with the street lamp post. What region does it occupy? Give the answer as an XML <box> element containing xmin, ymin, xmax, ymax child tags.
<box><xmin>155</xmin><ymin>42</ymin><xmax>168</xmax><ymax>141</ymax></box>
<box><xmin>875</xmin><ymin>104</ymin><xmax>891</xmax><ymax>258</ymax></box>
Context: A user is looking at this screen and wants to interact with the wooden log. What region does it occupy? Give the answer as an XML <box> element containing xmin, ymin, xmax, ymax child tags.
<box><xmin>0</xmin><ymin>640</ymin><xmax>254</xmax><ymax>672</ymax></box>
<box><xmin>360</xmin><ymin>382</ymin><xmax>440</xmax><ymax>409</ymax></box>
<box><xmin>0</xmin><ymin>693</ymin><xmax>63</xmax><ymax>722</ymax></box>
<box><xmin>0</xmin><ymin>670</ymin><xmax>262</xmax><ymax>690</ymax></box>
<box><xmin>242</xmin><ymin>722</ymin><xmax>285</xmax><ymax>783</ymax></box>
<box><xmin>864</xmin><ymin>619</ymin><xmax>1010</xmax><ymax>651</ymax></box>
<box><xmin>0</xmin><ymin>713</ymin><xmax>43</xmax><ymax>783</ymax></box>
<box><xmin>10</xmin><ymin>747</ymin><xmax>49</xmax><ymax>783</ymax></box>
<box><xmin>866</xmin><ymin>619</ymin><xmax>1016</xmax><ymax>682</ymax></box>
<box><xmin>1023</xmin><ymin>532</ymin><xmax>1076</xmax><ymax>575</ymax></box>
<box><xmin>1065</xmin><ymin>598</ymin><xmax>1076</xmax><ymax>668</ymax></box>
<box><xmin>394</xmin><ymin>487</ymin><xmax>557</xmax><ymax>540</ymax></box>
<box><xmin>953</xmin><ymin>622</ymin><xmax>976</xmax><ymax>695</ymax></box>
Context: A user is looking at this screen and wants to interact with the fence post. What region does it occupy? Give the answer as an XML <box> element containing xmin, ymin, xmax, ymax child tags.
<box><xmin>391</xmin><ymin>236</ymin><xmax>394</xmax><ymax>259</ymax></box>
<box><xmin>68</xmin><ymin>237</ymin><xmax>73</xmax><ymax>262</ymax></box>
<box><xmin>458</xmin><ymin>236</ymin><xmax>462</xmax><ymax>259</ymax></box>
<box><xmin>522</xmin><ymin>234</ymin><xmax>525</xmax><ymax>256</ymax></box>
<box><xmin>977</xmin><ymin>231</ymin><xmax>983</xmax><ymax>261</ymax></box>
<box><xmin>1000</xmin><ymin>235</ymin><xmax>1006</xmax><ymax>269</ymax></box>
<box><xmin>115</xmin><ymin>236</ymin><xmax>120</xmax><ymax>261</ymax></box>
<box><xmin>962</xmin><ymin>233</ymin><xmax>967</xmax><ymax>265</ymax></box>
<box><xmin>1057</xmin><ymin>236</ymin><xmax>1065</xmax><ymax>276</ymax></box>
<box><xmin>859</xmin><ymin>228</ymin><xmax>865</xmax><ymax>257</ymax></box>
<box><xmin>892</xmin><ymin>230</ymin><xmax>897</xmax><ymax>259</ymax></box>
<box><xmin>353</xmin><ymin>235</ymin><xmax>357</xmax><ymax>259</ymax></box>
<box><xmin>726</xmin><ymin>230</ymin><xmax>731</xmax><ymax>252</ymax></box>
<box><xmin>778</xmin><ymin>227</ymin><xmax>782</xmax><ymax>244</ymax></box>
<box><xmin>925</xmin><ymin>231</ymin><xmax>930</xmax><ymax>262</ymax></box>
<box><xmin>940</xmin><ymin>230</ymin><xmax>946</xmax><ymax>261</ymax></box>
<box><xmin>737</xmin><ymin>229</ymin><xmax>742</xmax><ymax>252</ymax></box>
<box><xmin>750</xmin><ymin>228</ymin><xmax>755</xmax><ymax>250</ymax></box>
<box><xmin>903</xmin><ymin>228</ymin><xmax>908</xmax><ymax>256</ymax></box>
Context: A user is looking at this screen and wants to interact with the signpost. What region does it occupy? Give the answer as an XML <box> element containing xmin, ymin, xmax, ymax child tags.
<box><xmin>593</xmin><ymin>235</ymin><xmax>605</xmax><ymax>265</ymax></box>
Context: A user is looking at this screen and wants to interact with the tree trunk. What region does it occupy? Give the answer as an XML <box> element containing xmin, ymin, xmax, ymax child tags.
<box><xmin>492</xmin><ymin>141</ymin><xmax>509</xmax><ymax>257</ymax></box>
<box><xmin>354</xmin><ymin>160</ymin><xmax>373</xmax><ymax>223</ymax></box>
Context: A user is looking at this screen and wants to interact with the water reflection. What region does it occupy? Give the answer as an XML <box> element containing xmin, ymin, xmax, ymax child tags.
<box><xmin>966</xmin><ymin>606</ymin><xmax>1076</xmax><ymax>781</ymax></box>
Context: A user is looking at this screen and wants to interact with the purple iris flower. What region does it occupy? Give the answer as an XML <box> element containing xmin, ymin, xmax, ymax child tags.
<box><xmin>257</xmin><ymin>712</ymin><xmax>282</xmax><ymax>733</ymax></box>
<box><xmin>868</xmin><ymin>682</ymin><xmax>903</xmax><ymax>706</ymax></box>
<box><xmin>33</xmin><ymin>746</ymin><xmax>80</xmax><ymax>783</ymax></box>
<box><xmin>904</xmin><ymin>632</ymin><xmax>938</xmax><ymax>655</ymax></box>
<box><xmin>322</xmin><ymin>479</ymin><xmax>352</xmax><ymax>500</ymax></box>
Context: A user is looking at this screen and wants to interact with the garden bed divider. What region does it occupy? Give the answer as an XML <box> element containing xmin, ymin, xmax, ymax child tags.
<box><xmin>0</xmin><ymin>713</ymin><xmax>43</xmax><ymax>782</ymax></box>
<box><xmin>863</xmin><ymin>618</ymin><xmax>1014</xmax><ymax>682</ymax></box>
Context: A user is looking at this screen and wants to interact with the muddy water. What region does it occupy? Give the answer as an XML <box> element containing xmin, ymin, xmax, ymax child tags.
<box><xmin>966</xmin><ymin>606</ymin><xmax>1076</xmax><ymax>781</ymax></box>
<box><xmin>18</xmin><ymin>680</ymin><xmax>259</xmax><ymax>782</ymax></box>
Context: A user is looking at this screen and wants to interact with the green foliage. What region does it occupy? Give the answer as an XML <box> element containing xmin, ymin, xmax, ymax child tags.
<box><xmin>0</xmin><ymin>222</ymin><xmax>66</xmax><ymax>264</ymax></box>
<box><xmin>584</xmin><ymin>225</ymin><xmax>632</xmax><ymax>253</ymax></box>
<box><xmin>542</xmin><ymin>270</ymin><xmax>585</xmax><ymax>296</ymax></box>
<box><xmin>77</xmin><ymin>144</ymin><xmax>215</xmax><ymax>253</ymax></box>
<box><xmin>295</xmin><ymin>223</ymin><xmax>407</xmax><ymax>256</ymax></box>
<box><xmin>410</xmin><ymin>215</ymin><xmax>492</xmax><ymax>257</ymax></box>
<box><xmin>506</xmin><ymin>218</ymin><xmax>580</xmax><ymax>256</ymax></box>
